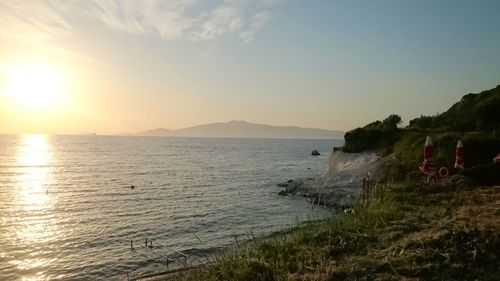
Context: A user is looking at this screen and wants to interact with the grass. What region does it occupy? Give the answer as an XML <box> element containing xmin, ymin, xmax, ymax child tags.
<box><xmin>153</xmin><ymin>182</ymin><xmax>500</xmax><ymax>281</ymax></box>
<box><xmin>366</xmin><ymin>129</ymin><xmax>500</xmax><ymax>184</ymax></box>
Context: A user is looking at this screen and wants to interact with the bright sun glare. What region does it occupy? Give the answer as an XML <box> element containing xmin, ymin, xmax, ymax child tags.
<box><xmin>3</xmin><ymin>62</ymin><xmax>67</xmax><ymax>110</ymax></box>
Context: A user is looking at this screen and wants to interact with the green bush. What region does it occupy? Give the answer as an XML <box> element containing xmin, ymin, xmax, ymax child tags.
<box><xmin>462</xmin><ymin>135</ymin><xmax>500</xmax><ymax>166</ymax></box>
<box><xmin>343</xmin><ymin>114</ymin><xmax>402</xmax><ymax>153</ymax></box>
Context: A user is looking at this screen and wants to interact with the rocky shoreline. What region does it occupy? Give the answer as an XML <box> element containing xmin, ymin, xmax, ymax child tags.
<box><xmin>277</xmin><ymin>151</ymin><xmax>379</xmax><ymax>208</ymax></box>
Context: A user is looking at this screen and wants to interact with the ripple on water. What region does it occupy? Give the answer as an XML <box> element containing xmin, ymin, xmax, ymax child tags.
<box><xmin>0</xmin><ymin>135</ymin><xmax>339</xmax><ymax>280</ymax></box>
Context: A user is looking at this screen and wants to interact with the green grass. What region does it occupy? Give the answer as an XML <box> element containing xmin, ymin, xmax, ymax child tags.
<box><xmin>158</xmin><ymin>183</ymin><xmax>500</xmax><ymax>281</ymax></box>
<box><xmin>367</xmin><ymin>129</ymin><xmax>500</xmax><ymax>184</ymax></box>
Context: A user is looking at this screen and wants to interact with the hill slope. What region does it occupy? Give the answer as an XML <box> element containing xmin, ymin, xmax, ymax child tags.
<box><xmin>341</xmin><ymin>84</ymin><xmax>500</xmax><ymax>185</ymax></box>
<box><xmin>409</xmin><ymin>84</ymin><xmax>500</xmax><ymax>131</ymax></box>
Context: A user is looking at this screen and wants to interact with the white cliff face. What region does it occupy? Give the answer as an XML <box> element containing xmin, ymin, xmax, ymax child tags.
<box><xmin>279</xmin><ymin>151</ymin><xmax>379</xmax><ymax>207</ymax></box>
<box><xmin>319</xmin><ymin>151</ymin><xmax>379</xmax><ymax>188</ymax></box>
<box><xmin>295</xmin><ymin>151</ymin><xmax>379</xmax><ymax>207</ymax></box>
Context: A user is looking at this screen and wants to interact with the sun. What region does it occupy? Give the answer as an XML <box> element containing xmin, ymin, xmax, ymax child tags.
<box><xmin>2</xmin><ymin>61</ymin><xmax>68</xmax><ymax>110</ymax></box>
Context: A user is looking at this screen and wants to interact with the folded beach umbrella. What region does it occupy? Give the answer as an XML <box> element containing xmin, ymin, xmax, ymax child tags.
<box><xmin>494</xmin><ymin>153</ymin><xmax>500</xmax><ymax>163</ymax></box>
<box><xmin>454</xmin><ymin>140</ymin><xmax>464</xmax><ymax>169</ymax></box>
<box><xmin>419</xmin><ymin>136</ymin><xmax>433</xmax><ymax>174</ymax></box>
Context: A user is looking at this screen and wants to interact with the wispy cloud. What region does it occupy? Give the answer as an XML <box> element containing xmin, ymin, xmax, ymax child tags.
<box><xmin>193</xmin><ymin>0</ymin><xmax>274</xmax><ymax>43</ymax></box>
<box><xmin>81</xmin><ymin>0</ymin><xmax>198</xmax><ymax>40</ymax></box>
<box><xmin>0</xmin><ymin>0</ymin><xmax>282</xmax><ymax>44</ymax></box>
<box><xmin>239</xmin><ymin>10</ymin><xmax>273</xmax><ymax>44</ymax></box>
<box><xmin>0</xmin><ymin>0</ymin><xmax>71</xmax><ymax>41</ymax></box>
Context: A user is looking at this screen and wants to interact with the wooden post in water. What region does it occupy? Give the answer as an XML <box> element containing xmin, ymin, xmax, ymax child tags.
<box><xmin>131</xmin><ymin>239</ymin><xmax>173</xmax><ymax>265</ymax></box>
<box><xmin>130</xmin><ymin>240</ymin><xmax>134</xmax><ymax>251</ymax></box>
<box><xmin>145</xmin><ymin>238</ymin><xmax>148</xmax><ymax>248</ymax></box>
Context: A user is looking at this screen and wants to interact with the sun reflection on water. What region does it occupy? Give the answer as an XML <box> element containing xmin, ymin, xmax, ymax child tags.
<box><xmin>16</xmin><ymin>134</ymin><xmax>53</xmax><ymax>210</ymax></box>
<box><xmin>10</xmin><ymin>134</ymin><xmax>57</xmax><ymax>280</ymax></box>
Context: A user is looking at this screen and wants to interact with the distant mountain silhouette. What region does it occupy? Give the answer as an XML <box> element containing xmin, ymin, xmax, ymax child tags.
<box><xmin>140</xmin><ymin>128</ymin><xmax>173</xmax><ymax>136</ymax></box>
<box><xmin>139</xmin><ymin>120</ymin><xmax>343</xmax><ymax>139</ymax></box>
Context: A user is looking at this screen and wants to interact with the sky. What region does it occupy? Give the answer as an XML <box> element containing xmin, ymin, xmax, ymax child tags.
<box><xmin>1</xmin><ymin>0</ymin><xmax>500</xmax><ymax>135</ymax></box>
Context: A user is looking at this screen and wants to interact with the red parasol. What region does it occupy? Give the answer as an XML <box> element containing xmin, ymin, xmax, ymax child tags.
<box><xmin>419</xmin><ymin>136</ymin><xmax>434</xmax><ymax>174</ymax></box>
<box><xmin>454</xmin><ymin>140</ymin><xmax>464</xmax><ymax>169</ymax></box>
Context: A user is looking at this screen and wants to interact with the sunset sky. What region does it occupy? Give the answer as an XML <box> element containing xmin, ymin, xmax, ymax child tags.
<box><xmin>1</xmin><ymin>0</ymin><xmax>500</xmax><ymax>135</ymax></box>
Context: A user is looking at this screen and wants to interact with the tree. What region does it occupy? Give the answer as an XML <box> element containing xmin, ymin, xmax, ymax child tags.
<box><xmin>381</xmin><ymin>114</ymin><xmax>402</xmax><ymax>131</ymax></box>
<box><xmin>409</xmin><ymin>115</ymin><xmax>433</xmax><ymax>129</ymax></box>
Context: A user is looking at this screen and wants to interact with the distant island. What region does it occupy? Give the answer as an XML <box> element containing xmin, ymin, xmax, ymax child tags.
<box><xmin>155</xmin><ymin>86</ymin><xmax>500</xmax><ymax>281</ymax></box>
<box><xmin>137</xmin><ymin>120</ymin><xmax>344</xmax><ymax>140</ymax></box>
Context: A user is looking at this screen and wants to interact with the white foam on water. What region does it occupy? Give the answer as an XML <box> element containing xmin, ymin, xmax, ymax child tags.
<box><xmin>299</xmin><ymin>151</ymin><xmax>378</xmax><ymax>207</ymax></box>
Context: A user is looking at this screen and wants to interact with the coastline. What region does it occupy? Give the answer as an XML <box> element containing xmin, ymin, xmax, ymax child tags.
<box><xmin>132</xmin><ymin>266</ymin><xmax>198</xmax><ymax>281</ymax></box>
<box><xmin>132</xmin><ymin>210</ymin><xmax>335</xmax><ymax>281</ymax></box>
<box><xmin>130</xmin><ymin>146</ymin><xmax>500</xmax><ymax>280</ymax></box>
<box><xmin>139</xmin><ymin>182</ymin><xmax>499</xmax><ymax>281</ymax></box>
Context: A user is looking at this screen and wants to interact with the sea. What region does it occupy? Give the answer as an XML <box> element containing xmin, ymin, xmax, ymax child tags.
<box><xmin>0</xmin><ymin>134</ymin><xmax>342</xmax><ymax>280</ymax></box>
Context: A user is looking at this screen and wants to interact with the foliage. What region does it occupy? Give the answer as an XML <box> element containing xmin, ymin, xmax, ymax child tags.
<box><xmin>343</xmin><ymin>114</ymin><xmax>402</xmax><ymax>153</ymax></box>
<box><xmin>461</xmin><ymin>163</ymin><xmax>500</xmax><ymax>186</ymax></box>
<box><xmin>343</xmin><ymin>85</ymin><xmax>500</xmax><ymax>182</ymax></box>
<box><xmin>154</xmin><ymin>85</ymin><xmax>500</xmax><ymax>281</ymax></box>
<box><xmin>408</xmin><ymin>115</ymin><xmax>433</xmax><ymax>129</ymax></box>
<box><xmin>381</xmin><ymin>114</ymin><xmax>402</xmax><ymax>131</ymax></box>
<box><xmin>377</xmin><ymin>130</ymin><xmax>500</xmax><ymax>183</ymax></box>
<box><xmin>408</xmin><ymin>85</ymin><xmax>500</xmax><ymax>132</ymax></box>
<box><xmin>162</xmin><ymin>184</ymin><xmax>500</xmax><ymax>281</ymax></box>
<box><xmin>462</xmin><ymin>135</ymin><xmax>500</xmax><ymax>166</ymax></box>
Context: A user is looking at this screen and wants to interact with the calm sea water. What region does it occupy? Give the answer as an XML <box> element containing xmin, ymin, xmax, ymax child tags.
<box><xmin>0</xmin><ymin>135</ymin><xmax>341</xmax><ymax>280</ymax></box>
